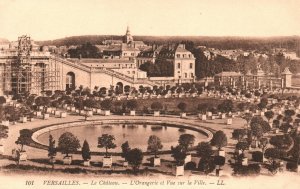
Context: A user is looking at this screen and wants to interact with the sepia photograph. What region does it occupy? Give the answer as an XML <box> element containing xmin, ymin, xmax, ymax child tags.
<box><xmin>0</xmin><ymin>0</ymin><xmax>300</xmax><ymax>188</ymax></box>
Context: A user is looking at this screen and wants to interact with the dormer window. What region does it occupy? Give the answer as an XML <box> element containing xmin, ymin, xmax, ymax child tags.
<box><xmin>176</xmin><ymin>54</ymin><xmax>180</xmax><ymax>58</ymax></box>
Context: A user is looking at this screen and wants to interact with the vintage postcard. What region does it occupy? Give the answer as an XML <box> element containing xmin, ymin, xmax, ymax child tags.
<box><xmin>0</xmin><ymin>0</ymin><xmax>300</xmax><ymax>189</ymax></box>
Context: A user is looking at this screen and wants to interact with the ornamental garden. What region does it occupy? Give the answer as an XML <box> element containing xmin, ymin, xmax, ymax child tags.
<box><xmin>0</xmin><ymin>84</ymin><xmax>300</xmax><ymax>177</ymax></box>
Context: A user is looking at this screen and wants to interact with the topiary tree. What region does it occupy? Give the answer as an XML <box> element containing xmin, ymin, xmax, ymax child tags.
<box><xmin>196</xmin><ymin>142</ymin><xmax>213</xmax><ymax>158</ymax></box>
<box><xmin>97</xmin><ymin>134</ymin><xmax>116</xmax><ymax>157</ymax></box>
<box><xmin>198</xmin><ymin>156</ymin><xmax>216</xmax><ymax>175</ymax></box>
<box><xmin>58</xmin><ymin>132</ymin><xmax>80</xmax><ymax>157</ymax></box>
<box><xmin>151</xmin><ymin>102</ymin><xmax>163</xmax><ymax>111</ymax></box>
<box><xmin>82</xmin><ymin>140</ymin><xmax>91</xmax><ymax>161</ymax></box>
<box><xmin>258</xmin><ymin>98</ymin><xmax>268</xmax><ymax>110</ymax></box>
<box><xmin>178</xmin><ymin>134</ymin><xmax>195</xmax><ymax>151</ymax></box>
<box><xmin>101</xmin><ymin>99</ymin><xmax>112</xmax><ymax>111</ymax></box>
<box><xmin>177</xmin><ymin>102</ymin><xmax>187</xmax><ymax>112</ymax></box>
<box><xmin>48</xmin><ymin>134</ymin><xmax>57</xmax><ymax>158</ymax></box>
<box><xmin>259</xmin><ymin>137</ymin><xmax>268</xmax><ymax>159</ymax></box>
<box><xmin>147</xmin><ymin>135</ymin><xmax>163</xmax><ymax>158</ymax></box>
<box><xmin>126</xmin><ymin>99</ymin><xmax>138</xmax><ymax>111</ymax></box>
<box><xmin>284</xmin><ymin>109</ymin><xmax>295</xmax><ymax>118</ymax></box>
<box><xmin>265</xmin><ymin>148</ymin><xmax>287</xmax><ymax>175</ymax></box>
<box><xmin>236</xmin><ymin>141</ymin><xmax>249</xmax><ymax>156</ymax></box>
<box><xmin>217</xmin><ymin>100</ymin><xmax>234</xmax><ymax>113</ymax></box>
<box><xmin>127</xmin><ymin>148</ymin><xmax>144</xmax><ymax>172</ymax></box>
<box><xmin>197</xmin><ymin>103</ymin><xmax>209</xmax><ymax>114</ymax></box>
<box><xmin>269</xmin><ymin>134</ymin><xmax>293</xmax><ymax>150</ymax></box>
<box><xmin>211</xmin><ymin>130</ymin><xmax>228</xmax><ymax>150</ymax></box>
<box><xmin>171</xmin><ymin>145</ymin><xmax>187</xmax><ymax>166</ymax></box>
<box><xmin>264</xmin><ymin>111</ymin><xmax>274</xmax><ymax>122</ymax></box>
<box><xmin>232</xmin><ymin>129</ymin><xmax>247</xmax><ymax>142</ymax></box>
<box><xmin>121</xmin><ymin>141</ymin><xmax>131</xmax><ymax>161</ymax></box>
<box><xmin>15</xmin><ymin>129</ymin><xmax>33</xmax><ymax>152</ymax></box>
<box><xmin>124</xmin><ymin>85</ymin><xmax>131</xmax><ymax>95</ymax></box>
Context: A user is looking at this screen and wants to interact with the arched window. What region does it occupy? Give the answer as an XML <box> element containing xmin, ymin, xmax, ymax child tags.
<box><xmin>66</xmin><ymin>72</ymin><xmax>75</xmax><ymax>90</ymax></box>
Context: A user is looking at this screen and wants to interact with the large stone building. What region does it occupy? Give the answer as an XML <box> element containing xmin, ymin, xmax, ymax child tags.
<box><xmin>0</xmin><ymin>35</ymin><xmax>155</xmax><ymax>96</ymax></box>
<box><xmin>214</xmin><ymin>68</ymin><xmax>294</xmax><ymax>89</ymax></box>
<box><xmin>0</xmin><ymin>27</ymin><xmax>197</xmax><ymax>96</ymax></box>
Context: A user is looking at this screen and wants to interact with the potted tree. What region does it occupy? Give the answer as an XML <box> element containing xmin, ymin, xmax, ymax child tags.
<box><xmin>0</xmin><ymin>125</ymin><xmax>9</xmax><ymax>155</ymax></box>
<box><xmin>127</xmin><ymin>148</ymin><xmax>144</xmax><ymax>172</ymax></box>
<box><xmin>210</xmin><ymin>130</ymin><xmax>228</xmax><ymax>157</ymax></box>
<box><xmin>235</xmin><ymin>141</ymin><xmax>249</xmax><ymax>165</ymax></box>
<box><xmin>196</xmin><ymin>142</ymin><xmax>216</xmax><ymax>175</ymax></box>
<box><xmin>101</xmin><ymin>99</ymin><xmax>112</xmax><ymax>116</ymax></box>
<box><xmin>57</xmin><ymin>132</ymin><xmax>81</xmax><ymax>165</ymax></box>
<box><xmin>265</xmin><ymin>148</ymin><xmax>287</xmax><ymax>175</ymax></box>
<box><xmin>147</xmin><ymin>135</ymin><xmax>163</xmax><ymax>167</ymax></box>
<box><xmin>126</xmin><ymin>99</ymin><xmax>138</xmax><ymax>116</ymax></box>
<box><xmin>264</xmin><ymin>111</ymin><xmax>275</xmax><ymax>124</ymax></box>
<box><xmin>171</xmin><ymin>145</ymin><xmax>187</xmax><ymax>176</ymax></box>
<box><xmin>177</xmin><ymin>102</ymin><xmax>187</xmax><ymax>118</ymax></box>
<box><xmin>259</xmin><ymin>137</ymin><xmax>268</xmax><ymax>162</ymax></box>
<box><xmin>151</xmin><ymin>102</ymin><xmax>163</xmax><ymax>117</ymax></box>
<box><xmin>82</xmin><ymin>140</ymin><xmax>91</xmax><ymax>166</ymax></box>
<box><xmin>178</xmin><ymin>134</ymin><xmax>195</xmax><ymax>164</ymax></box>
<box><xmin>15</xmin><ymin>129</ymin><xmax>33</xmax><ymax>164</ymax></box>
<box><xmin>197</xmin><ymin>103</ymin><xmax>208</xmax><ymax>120</ymax></box>
<box><xmin>98</xmin><ymin>134</ymin><xmax>116</xmax><ymax>167</ymax></box>
<box><xmin>121</xmin><ymin>141</ymin><xmax>131</xmax><ymax>167</ymax></box>
<box><xmin>48</xmin><ymin>135</ymin><xmax>57</xmax><ymax>167</ymax></box>
<box><xmin>214</xmin><ymin>156</ymin><xmax>226</xmax><ymax>176</ymax></box>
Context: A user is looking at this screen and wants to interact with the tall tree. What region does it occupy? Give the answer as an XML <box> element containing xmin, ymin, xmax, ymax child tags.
<box><xmin>98</xmin><ymin>134</ymin><xmax>117</xmax><ymax>157</ymax></box>
<box><xmin>147</xmin><ymin>135</ymin><xmax>163</xmax><ymax>158</ymax></box>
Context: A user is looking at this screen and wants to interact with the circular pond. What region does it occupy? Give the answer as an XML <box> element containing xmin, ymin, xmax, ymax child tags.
<box><xmin>36</xmin><ymin>122</ymin><xmax>208</xmax><ymax>152</ymax></box>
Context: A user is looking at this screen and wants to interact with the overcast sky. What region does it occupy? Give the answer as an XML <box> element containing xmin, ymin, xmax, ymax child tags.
<box><xmin>0</xmin><ymin>0</ymin><xmax>299</xmax><ymax>40</ymax></box>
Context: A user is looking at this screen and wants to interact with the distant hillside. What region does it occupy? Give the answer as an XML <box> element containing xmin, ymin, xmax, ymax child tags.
<box><xmin>37</xmin><ymin>35</ymin><xmax>300</xmax><ymax>52</ymax></box>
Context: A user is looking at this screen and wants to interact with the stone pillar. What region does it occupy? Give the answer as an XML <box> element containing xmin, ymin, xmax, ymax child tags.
<box><xmin>281</xmin><ymin>68</ymin><xmax>292</xmax><ymax>88</ymax></box>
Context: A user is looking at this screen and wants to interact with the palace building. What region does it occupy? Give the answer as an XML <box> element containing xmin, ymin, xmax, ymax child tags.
<box><xmin>0</xmin><ymin>27</ymin><xmax>197</xmax><ymax>96</ymax></box>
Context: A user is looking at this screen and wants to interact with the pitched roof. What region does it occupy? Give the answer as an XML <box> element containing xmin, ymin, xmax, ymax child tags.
<box><xmin>175</xmin><ymin>46</ymin><xmax>190</xmax><ymax>53</ymax></box>
<box><xmin>69</xmin><ymin>58</ymin><xmax>134</xmax><ymax>64</ymax></box>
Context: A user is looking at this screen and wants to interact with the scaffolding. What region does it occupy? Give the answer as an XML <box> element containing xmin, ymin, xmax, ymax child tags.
<box><xmin>0</xmin><ymin>35</ymin><xmax>60</xmax><ymax>95</ymax></box>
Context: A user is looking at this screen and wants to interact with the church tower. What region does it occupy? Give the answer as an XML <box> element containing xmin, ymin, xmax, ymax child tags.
<box><xmin>123</xmin><ymin>25</ymin><xmax>133</xmax><ymax>44</ymax></box>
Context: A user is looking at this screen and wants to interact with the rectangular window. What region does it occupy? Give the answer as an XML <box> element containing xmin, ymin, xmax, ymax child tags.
<box><xmin>185</xmin><ymin>73</ymin><xmax>187</xmax><ymax>78</ymax></box>
<box><xmin>191</xmin><ymin>73</ymin><xmax>194</xmax><ymax>78</ymax></box>
<box><xmin>177</xmin><ymin>63</ymin><xmax>180</xmax><ymax>69</ymax></box>
<box><xmin>177</xmin><ymin>54</ymin><xmax>180</xmax><ymax>58</ymax></box>
<box><xmin>190</xmin><ymin>63</ymin><xmax>193</xmax><ymax>69</ymax></box>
